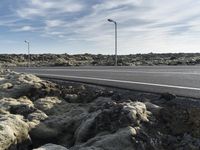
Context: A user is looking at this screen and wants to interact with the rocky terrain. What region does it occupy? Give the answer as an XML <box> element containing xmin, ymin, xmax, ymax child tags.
<box><xmin>0</xmin><ymin>69</ymin><xmax>200</xmax><ymax>150</ymax></box>
<box><xmin>1</xmin><ymin>53</ymin><xmax>200</xmax><ymax>67</ymax></box>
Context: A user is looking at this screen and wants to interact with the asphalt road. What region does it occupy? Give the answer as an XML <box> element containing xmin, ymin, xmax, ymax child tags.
<box><xmin>13</xmin><ymin>66</ymin><xmax>200</xmax><ymax>98</ymax></box>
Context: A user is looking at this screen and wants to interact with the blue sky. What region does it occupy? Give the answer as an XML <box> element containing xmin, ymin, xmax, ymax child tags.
<box><xmin>1</xmin><ymin>0</ymin><xmax>200</xmax><ymax>54</ymax></box>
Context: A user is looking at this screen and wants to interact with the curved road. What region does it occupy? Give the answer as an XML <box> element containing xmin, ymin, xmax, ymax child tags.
<box><xmin>13</xmin><ymin>66</ymin><xmax>200</xmax><ymax>98</ymax></box>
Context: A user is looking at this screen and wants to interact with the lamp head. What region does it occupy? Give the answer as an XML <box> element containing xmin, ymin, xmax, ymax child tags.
<box><xmin>108</xmin><ymin>19</ymin><xmax>117</xmax><ymax>24</ymax></box>
<box><xmin>108</xmin><ymin>19</ymin><xmax>114</xmax><ymax>22</ymax></box>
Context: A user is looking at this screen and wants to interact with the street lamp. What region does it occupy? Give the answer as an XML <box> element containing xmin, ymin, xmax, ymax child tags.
<box><xmin>108</xmin><ymin>19</ymin><xmax>118</xmax><ymax>66</ymax></box>
<box><xmin>24</xmin><ymin>40</ymin><xmax>30</xmax><ymax>67</ymax></box>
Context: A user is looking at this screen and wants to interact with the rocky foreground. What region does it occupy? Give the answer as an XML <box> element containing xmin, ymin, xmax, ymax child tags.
<box><xmin>1</xmin><ymin>53</ymin><xmax>200</xmax><ymax>67</ymax></box>
<box><xmin>0</xmin><ymin>69</ymin><xmax>200</xmax><ymax>150</ymax></box>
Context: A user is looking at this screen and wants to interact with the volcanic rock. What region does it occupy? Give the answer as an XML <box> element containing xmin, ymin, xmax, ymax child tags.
<box><xmin>33</xmin><ymin>143</ymin><xmax>69</xmax><ymax>150</ymax></box>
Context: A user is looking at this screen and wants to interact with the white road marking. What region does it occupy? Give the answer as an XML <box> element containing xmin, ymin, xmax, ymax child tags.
<box><xmin>36</xmin><ymin>73</ymin><xmax>200</xmax><ymax>91</ymax></box>
<box><xmin>24</xmin><ymin>68</ymin><xmax>200</xmax><ymax>75</ymax></box>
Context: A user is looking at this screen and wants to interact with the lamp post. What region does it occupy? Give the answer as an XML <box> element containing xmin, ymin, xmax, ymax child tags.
<box><xmin>24</xmin><ymin>40</ymin><xmax>30</xmax><ymax>67</ymax></box>
<box><xmin>108</xmin><ymin>19</ymin><xmax>117</xmax><ymax>66</ymax></box>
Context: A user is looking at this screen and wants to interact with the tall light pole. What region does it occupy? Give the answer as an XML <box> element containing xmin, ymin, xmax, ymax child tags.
<box><xmin>24</xmin><ymin>40</ymin><xmax>30</xmax><ymax>67</ymax></box>
<box><xmin>108</xmin><ymin>19</ymin><xmax>117</xmax><ymax>66</ymax></box>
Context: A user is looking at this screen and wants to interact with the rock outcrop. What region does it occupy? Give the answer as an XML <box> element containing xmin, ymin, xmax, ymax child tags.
<box><xmin>1</xmin><ymin>53</ymin><xmax>200</xmax><ymax>67</ymax></box>
<box><xmin>0</xmin><ymin>69</ymin><xmax>200</xmax><ymax>150</ymax></box>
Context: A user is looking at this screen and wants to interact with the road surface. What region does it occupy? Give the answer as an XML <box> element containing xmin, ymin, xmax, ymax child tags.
<box><xmin>13</xmin><ymin>66</ymin><xmax>200</xmax><ymax>98</ymax></box>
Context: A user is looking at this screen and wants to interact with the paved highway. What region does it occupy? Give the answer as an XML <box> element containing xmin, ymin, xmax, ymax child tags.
<box><xmin>13</xmin><ymin>66</ymin><xmax>200</xmax><ymax>98</ymax></box>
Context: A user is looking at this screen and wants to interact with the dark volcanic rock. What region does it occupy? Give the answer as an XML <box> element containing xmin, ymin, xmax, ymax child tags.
<box><xmin>160</xmin><ymin>93</ymin><xmax>176</xmax><ymax>101</ymax></box>
<box><xmin>9</xmin><ymin>104</ymin><xmax>36</xmax><ymax>118</ymax></box>
<box><xmin>159</xmin><ymin>98</ymin><xmax>200</xmax><ymax>137</ymax></box>
<box><xmin>2</xmin><ymin>53</ymin><xmax>200</xmax><ymax>67</ymax></box>
<box><xmin>1</xmin><ymin>69</ymin><xmax>200</xmax><ymax>150</ymax></box>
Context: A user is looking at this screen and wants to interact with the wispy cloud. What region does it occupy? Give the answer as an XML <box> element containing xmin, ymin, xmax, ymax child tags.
<box><xmin>16</xmin><ymin>0</ymin><xmax>84</xmax><ymax>19</ymax></box>
<box><xmin>14</xmin><ymin>25</ymin><xmax>35</xmax><ymax>31</ymax></box>
<box><xmin>45</xmin><ymin>20</ymin><xmax>65</xmax><ymax>28</ymax></box>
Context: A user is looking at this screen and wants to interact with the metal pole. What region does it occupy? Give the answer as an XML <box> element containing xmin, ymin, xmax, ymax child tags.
<box><xmin>28</xmin><ymin>42</ymin><xmax>30</xmax><ymax>67</ymax></box>
<box><xmin>108</xmin><ymin>19</ymin><xmax>118</xmax><ymax>66</ymax></box>
<box><xmin>115</xmin><ymin>22</ymin><xmax>117</xmax><ymax>66</ymax></box>
<box><xmin>25</xmin><ymin>40</ymin><xmax>30</xmax><ymax>67</ymax></box>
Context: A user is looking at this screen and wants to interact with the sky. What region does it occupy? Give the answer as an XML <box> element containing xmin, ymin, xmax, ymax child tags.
<box><xmin>1</xmin><ymin>0</ymin><xmax>200</xmax><ymax>54</ymax></box>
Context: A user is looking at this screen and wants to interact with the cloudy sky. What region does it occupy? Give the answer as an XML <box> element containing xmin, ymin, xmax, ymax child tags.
<box><xmin>1</xmin><ymin>0</ymin><xmax>200</xmax><ymax>54</ymax></box>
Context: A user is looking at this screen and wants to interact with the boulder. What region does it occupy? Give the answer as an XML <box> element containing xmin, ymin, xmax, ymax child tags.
<box><xmin>30</xmin><ymin>103</ymin><xmax>88</xmax><ymax>147</ymax></box>
<box><xmin>93</xmin><ymin>101</ymin><xmax>149</xmax><ymax>133</ymax></box>
<box><xmin>0</xmin><ymin>70</ymin><xmax>60</xmax><ymax>100</ymax></box>
<box><xmin>34</xmin><ymin>97</ymin><xmax>62</xmax><ymax>115</ymax></box>
<box><xmin>0</xmin><ymin>71</ymin><xmax>39</xmax><ymax>99</ymax></box>
<box><xmin>74</xmin><ymin>99</ymin><xmax>149</xmax><ymax>145</ymax></box>
<box><xmin>33</xmin><ymin>143</ymin><xmax>68</xmax><ymax>150</ymax></box>
<box><xmin>0</xmin><ymin>114</ymin><xmax>30</xmax><ymax>150</ymax></box>
<box><xmin>144</xmin><ymin>102</ymin><xmax>161</xmax><ymax>115</ymax></box>
<box><xmin>0</xmin><ymin>82</ymin><xmax>13</xmax><ymax>89</ymax></box>
<box><xmin>27</xmin><ymin>110</ymin><xmax>48</xmax><ymax>123</ymax></box>
<box><xmin>71</xmin><ymin>127</ymin><xmax>137</xmax><ymax>150</ymax></box>
<box><xmin>64</xmin><ymin>94</ymin><xmax>79</xmax><ymax>103</ymax></box>
<box><xmin>0</xmin><ymin>96</ymin><xmax>34</xmax><ymax>112</ymax></box>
